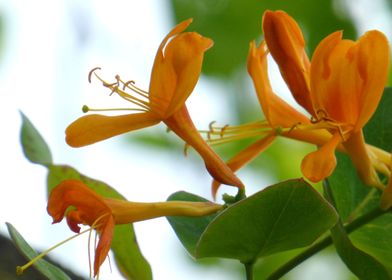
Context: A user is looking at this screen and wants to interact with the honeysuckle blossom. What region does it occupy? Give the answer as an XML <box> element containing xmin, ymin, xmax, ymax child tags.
<box><xmin>47</xmin><ymin>179</ymin><xmax>222</xmax><ymax>276</ymax></box>
<box><xmin>65</xmin><ymin>19</ymin><xmax>244</xmax><ymax>193</ymax></box>
<box><xmin>212</xmin><ymin>10</ymin><xmax>390</xmax><ymax>193</ymax></box>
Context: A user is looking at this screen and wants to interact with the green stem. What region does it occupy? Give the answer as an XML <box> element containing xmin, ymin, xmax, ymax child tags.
<box><xmin>244</xmin><ymin>261</ymin><xmax>254</xmax><ymax>280</ymax></box>
<box><xmin>265</xmin><ymin>205</ymin><xmax>387</xmax><ymax>280</ymax></box>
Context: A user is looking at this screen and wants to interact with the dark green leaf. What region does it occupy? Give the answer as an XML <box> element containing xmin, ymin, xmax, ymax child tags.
<box><xmin>196</xmin><ymin>179</ymin><xmax>338</xmax><ymax>263</ymax></box>
<box><xmin>364</xmin><ymin>87</ymin><xmax>392</xmax><ymax>151</ymax></box>
<box><xmin>324</xmin><ymin>181</ymin><xmax>390</xmax><ymax>279</ymax></box>
<box><xmin>6</xmin><ymin>222</ymin><xmax>71</xmax><ymax>280</ymax></box>
<box><xmin>330</xmin><ymin>219</ymin><xmax>390</xmax><ymax>279</ymax></box>
<box><xmin>20</xmin><ymin>112</ymin><xmax>52</xmax><ymax>165</ymax></box>
<box><xmin>166</xmin><ymin>191</ymin><xmax>219</xmax><ymax>256</ymax></box>
<box><xmin>47</xmin><ymin>164</ymin><xmax>152</xmax><ymax>280</ymax></box>
<box><xmin>351</xmin><ymin>213</ymin><xmax>392</xmax><ymax>272</ymax></box>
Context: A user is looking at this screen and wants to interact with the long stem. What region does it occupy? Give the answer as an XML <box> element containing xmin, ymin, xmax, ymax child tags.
<box><xmin>265</xmin><ymin>206</ymin><xmax>387</xmax><ymax>280</ymax></box>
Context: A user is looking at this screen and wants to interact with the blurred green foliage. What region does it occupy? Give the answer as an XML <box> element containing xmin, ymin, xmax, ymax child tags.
<box><xmin>170</xmin><ymin>0</ymin><xmax>356</xmax><ymax>77</ymax></box>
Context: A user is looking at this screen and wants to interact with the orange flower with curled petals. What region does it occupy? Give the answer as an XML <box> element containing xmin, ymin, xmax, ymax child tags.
<box><xmin>212</xmin><ymin>10</ymin><xmax>390</xmax><ymax>193</ymax></box>
<box><xmin>301</xmin><ymin>29</ymin><xmax>390</xmax><ymax>185</ymax></box>
<box><xmin>262</xmin><ymin>10</ymin><xmax>390</xmax><ymax>185</ymax></box>
<box><xmin>65</xmin><ymin>19</ymin><xmax>244</xmax><ymax>192</ymax></box>
<box><xmin>47</xmin><ymin>179</ymin><xmax>222</xmax><ymax>276</ymax></box>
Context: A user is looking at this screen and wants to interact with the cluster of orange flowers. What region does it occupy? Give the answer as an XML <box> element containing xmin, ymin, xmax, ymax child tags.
<box><xmin>40</xmin><ymin>10</ymin><xmax>391</xmax><ymax>277</ymax></box>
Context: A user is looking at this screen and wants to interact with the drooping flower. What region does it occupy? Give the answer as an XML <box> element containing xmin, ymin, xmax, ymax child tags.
<box><xmin>212</xmin><ymin>10</ymin><xmax>390</xmax><ymax>192</ymax></box>
<box><xmin>47</xmin><ymin>179</ymin><xmax>222</xmax><ymax>276</ymax></box>
<box><xmin>65</xmin><ymin>19</ymin><xmax>244</xmax><ymax>193</ymax></box>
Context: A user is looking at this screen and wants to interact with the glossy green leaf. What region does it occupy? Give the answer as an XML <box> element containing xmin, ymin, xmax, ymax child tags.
<box><xmin>6</xmin><ymin>222</ymin><xmax>71</xmax><ymax>280</ymax></box>
<box><xmin>20</xmin><ymin>112</ymin><xmax>52</xmax><ymax>165</ymax></box>
<box><xmin>196</xmin><ymin>179</ymin><xmax>338</xmax><ymax>263</ymax></box>
<box><xmin>47</xmin><ymin>164</ymin><xmax>152</xmax><ymax>280</ymax></box>
<box><xmin>166</xmin><ymin>191</ymin><xmax>219</xmax><ymax>256</ymax></box>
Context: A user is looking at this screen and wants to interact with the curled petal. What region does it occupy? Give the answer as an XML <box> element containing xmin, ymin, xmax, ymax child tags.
<box><xmin>354</xmin><ymin>30</ymin><xmax>390</xmax><ymax>130</ymax></box>
<box><xmin>262</xmin><ymin>10</ymin><xmax>313</xmax><ymax>115</ymax></box>
<box><xmin>310</xmin><ymin>30</ymin><xmax>389</xmax><ymax>130</ymax></box>
<box><xmin>310</xmin><ymin>31</ymin><xmax>360</xmax><ymax>125</ymax></box>
<box><xmin>301</xmin><ymin>133</ymin><xmax>342</xmax><ymax>182</ymax></box>
<box><xmin>93</xmin><ymin>216</ymin><xmax>115</xmax><ymax>276</ymax></box>
<box><xmin>247</xmin><ymin>40</ymin><xmax>310</xmax><ymax>127</ymax></box>
<box><xmin>149</xmin><ymin>19</ymin><xmax>213</xmax><ymax>117</ymax></box>
<box><xmin>47</xmin><ymin>180</ymin><xmax>110</xmax><ymax>226</ymax></box>
<box><xmin>65</xmin><ymin>112</ymin><xmax>160</xmax><ymax>147</ymax></box>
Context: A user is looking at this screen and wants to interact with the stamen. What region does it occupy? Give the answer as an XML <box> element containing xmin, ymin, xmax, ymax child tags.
<box><xmin>16</xmin><ymin>227</ymin><xmax>94</xmax><ymax>276</ymax></box>
<box><xmin>88</xmin><ymin>68</ymin><xmax>151</xmax><ymax>111</ymax></box>
<box><xmin>82</xmin><ymin>105</ymin><xmax>148</xmax><ymax>113</ymax></box>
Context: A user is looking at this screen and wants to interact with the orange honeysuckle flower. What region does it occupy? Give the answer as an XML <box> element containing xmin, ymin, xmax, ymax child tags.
<box><xmin>65</xmin><ymin>19</ymin><xmax>244</xmax><ymax>193</ymax></box>
<box><xmin>264</xmin><ymin>10</ymin><xmax>390</xmax><ymax>185</ymax></box>
<box><xmin>47</xmin><ymin>179</ymin><xmax>222</xmax><ymax>276</ymax></box>
<box><xmin>302</xmin><ymin>29</ymin><xmax>390</xmax><ymax>185</ymax></box>
<box><xmin>212</xmin><ymin>10</ymin><xmax>390</xmax><ymax>192</ymax></box>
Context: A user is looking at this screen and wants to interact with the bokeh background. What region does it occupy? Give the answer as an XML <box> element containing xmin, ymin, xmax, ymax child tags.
<box><xmin>0</xmin><ymin>0</ymin><xmax>391</xmax><ymax>279</ymax></box>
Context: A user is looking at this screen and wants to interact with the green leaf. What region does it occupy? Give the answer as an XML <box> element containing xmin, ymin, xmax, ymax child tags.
<box><xmin>166</xmin><ymin>191</ymin><xmax>219</xmax><ymax>256</ymax></box>
<box><xmin>324</xmin><ymin>181</ymin><xmax>390</xmax><ymax>279</ymax></box>
<box><xmin>196</xmin><ymin>179</ymin><xmax>338</xmax><ymax>263</ymax></box>
<box><xmin>6</xmin><ymin>222</ymin><xmax>71</xmax><ymax>280</ymax></box>
<box><xmin>20</xmin><ymin>112</ymin><xmax>52</xmax><ymax>165</ymax></box>
<box><xmin>47</xmin><ymin>164</ymin><xmax>152</xmax><ymax>280</ymax></box>
<box><xmin>364</xmin><ymin>87</ymin><xmax>392</xmax><ymax>151</ymax></box>
<box><xmin>330</xmin><ymin>217</ymin><xmax>391</xmax><ymax>279</ymax></box>
<box><xmin>351</xmin><ymin>213</ymin><xmax>392</xmax><ymax>272</ymax></box>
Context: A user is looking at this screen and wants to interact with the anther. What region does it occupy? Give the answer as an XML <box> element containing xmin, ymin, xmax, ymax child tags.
<box><xmin>220</xmin><ymin>125</ymin><xmax>229</xmax><ymax>137</ymax></box>
<box><xmin>123</xmin><ymin>80</ymin><xmax>135</xmax><ymax>91</ymax></box>
<box><xmin>82</xmin><ymin>105</ymin><xmax>90</xmax><ymax>113</ymax></box>
<box><xmin>209</xmin><ymin>121</ymin><xmax>216</xmax><ymax>132</ymax></box>
<box><xmin>88</xmin><ymin>67</ymin><xmax>101</xmax><ymax>83</ymax></box>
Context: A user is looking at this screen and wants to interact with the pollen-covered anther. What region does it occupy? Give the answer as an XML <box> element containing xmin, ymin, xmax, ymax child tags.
<box><xmin>220</xmin><ymin>124</ymin><xmax>229</xmax><ymax>137</ymax></box>
<box><xmin>88</xmin><ymin>67</ymin><xmax>102</xmax><ymax>83</ymax></box>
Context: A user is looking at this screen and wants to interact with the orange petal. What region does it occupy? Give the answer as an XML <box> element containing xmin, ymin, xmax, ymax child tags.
<box><xmin>163</xmin><ymin>32</ymin><xmax>213</xmax><ymax>116</ymax></box>
<box><xmin>212</xmin><ymin>133</ymin><xmax>276</xmax><ymax>197</ymax></box>
<box><xmin>165</xmin><ymin>106</ymin><xmax>244</xmax><ymax>197</ymax></box>
<box><xmin>47</xmin><ymin>180</ymin><xmax>110</xmax><ymax>226</ymax></box>
<box><xmin>309</xmin><ymin>30</ymin><xmax>389</xmax><ymax>129</ymax></box>
<box><xmin>354</xmin><ymin>30</ymin><xmax>390</xmax><ymax>130</ymax></box>
<box><xmin>93</xmin><ymin>216</ymin><xmax>115</xmax><ymax>276</ymax></box>
<box><xmin>247</xmin><ymin>40</ymin><xmax>310</xmax><ymax>127</ymax></box>
<box><xmin>301</xmin><ymin>132</ymin><xmax>342</xmax><ymax>182</ymax></box>
<box><xmin>149</xmin><ymin>19</ymin><xmax>213</xmax><ymax>118</ymax></box>
<box><xmin>262</xmin><ymin>10</ymin><xmax>314</xmax><ymax>116</ymax></box>
<box><xmin>65</xmin><ymin>112</ymin><xmax>160</xmax><ymax>147</ymax></box>
<box><xmin>310</xmin><ymin>31</ymin><xmax>360</xmax><ymax>125</ymax></box>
